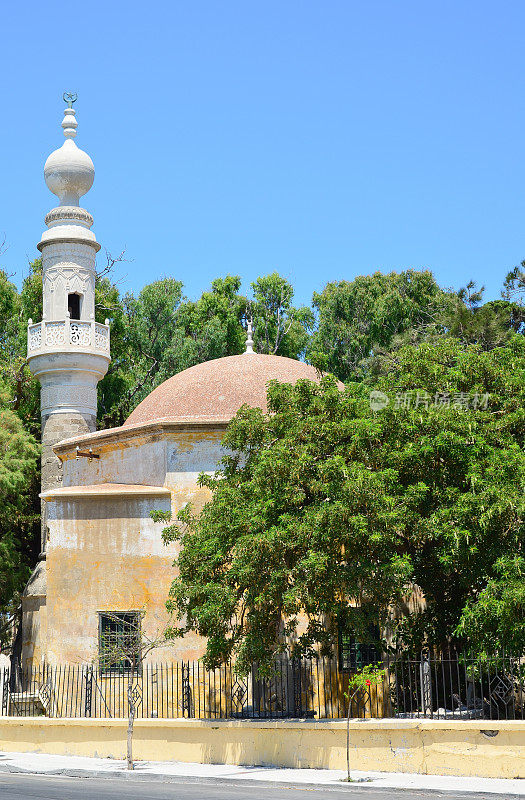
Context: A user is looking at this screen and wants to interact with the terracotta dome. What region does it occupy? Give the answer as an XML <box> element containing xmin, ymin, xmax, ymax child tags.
<box><xmin>125</xmin><ymin>353</ymin><xmax>323</xmax><ymax>426</ymax></box>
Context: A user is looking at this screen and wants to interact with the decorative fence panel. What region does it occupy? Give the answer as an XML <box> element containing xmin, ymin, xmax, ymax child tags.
<box><xmin>1</xmin><ymin>652</ymin><xmax>523</xmax><ymax>720</ymax></box>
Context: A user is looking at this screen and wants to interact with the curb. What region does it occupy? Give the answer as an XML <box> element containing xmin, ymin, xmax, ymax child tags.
<box><xmin>0</xmin><ymin>765</ymin><xmax>393</xmax><ymax>792</ymax></box>
<box><xmin>0</xmin><ymin>764</ymin><xmax>522</xmax><ymax>797</ymax></box>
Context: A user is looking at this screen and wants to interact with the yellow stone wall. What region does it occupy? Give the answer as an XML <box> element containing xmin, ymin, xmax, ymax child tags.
<box><xmin>44</xmin><ymin>427</ymin><xmax>226</xmax><ymax>665</ymax></box>
<box><xmin>0</xmin><ymin>717</ymin><xmax>523</xmax><ymax>778</ymax></box>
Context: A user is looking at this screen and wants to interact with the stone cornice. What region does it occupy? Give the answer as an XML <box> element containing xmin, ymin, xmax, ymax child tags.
<box><xmin>41</xmin><ymin>483</ymin><xmax>171</xmax><ymax>500</ymax></box>
<box><xmin>37</xmin><ymin>235</ymin><xmax>101</xmax><ymax>253</ymax></box>
<box><xmin>53</xmin><ymin>416</ymin><xmax>230</xmax><ymax>458</ymax></box>
<box><xmin>45</xmin><ymin>206</ymin><xmax>94</xmax><ymax>228</ymax></box>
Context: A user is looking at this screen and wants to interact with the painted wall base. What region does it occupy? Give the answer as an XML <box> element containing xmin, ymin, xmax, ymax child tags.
<box><xmin>0</xmin><ymin>718</ymin><xmax>523</xmax><ymax>779</ymax></box>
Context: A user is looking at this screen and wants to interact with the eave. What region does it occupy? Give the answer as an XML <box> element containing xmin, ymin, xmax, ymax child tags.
<box><xmin>52</xmin><ymin>416</ymin><xmax>231</xmax><ymax>459</ymax></box>
<box><xmin>40</xmin><ymin>483</ymin><xmax>172</xmax><ymax>501</ymax></box>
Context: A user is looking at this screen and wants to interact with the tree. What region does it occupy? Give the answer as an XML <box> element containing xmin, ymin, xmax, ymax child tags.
<box><xmin>168</xmin><ymin>274</ymin><xmax>247</xmax><ymax>371</ymax></box>
<box><xmin>250</xmin><ymin>272</ymin><xmax>314</xmax><ymax>358</ymax></box>
<box><xmin>344</xmin><ymin>665</ymin><xmax>384</xmax><ymax>782</ymax></box>
<box><xmin>445</xmin><ymin>277</ymin><xmax>525</xmax><ymax>352</ymax></box>
<box><xmin>307</xmin><ymin>270</ymin><xmax>455</xmax><ymax>381</ymax></box>
<box><xmin>377</xmin><ymin>334</ymin><xmax>525</xmax><ymax>649</ymax></box>
<box><xmin>98</xmin><ymin>611</ymin><xmax>166</xmax><ymax>770</ymax></box>
<box><xmin>100</xmin><ymin>272</ymin><xmax>315</xmax><ymax>427</ymax></box>
<box><xmin>456</xmin><ymin>556</ymin><xmax>525</xmax><ymax>654</ymax></box>
<box><xmin>99</xmin><ymin>277</ymin><xmax>185</xmax><ymax>426</ymax></box>
<box><xmin>160</xmin><ymin>335</ymin><xmax>525</xmax><ymax>665</ymax></box>
<box><xmin>158</xmin><ymin>376</ymin><xmax>414</xmax><ymax>674</ymax></box>
<box><xmin>100</xmin><ymin>275</ymin><xmax>248</xmax><ymax>427</ymax></box>
<box><xmin>0</xmin><ymin>381</ymin><xmax>39</xmax><ymax>646</ymax></box>
<box><xmin>0</xmin><ymin>263</ymin><xmax>40</xmax><ymax>436</ymax></box>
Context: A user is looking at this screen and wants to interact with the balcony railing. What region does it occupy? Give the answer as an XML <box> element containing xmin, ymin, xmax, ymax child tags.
<box><xmin>27</xmin><ymin>318</ymin><xmax>110</xmax><ymax>355</ymax></box>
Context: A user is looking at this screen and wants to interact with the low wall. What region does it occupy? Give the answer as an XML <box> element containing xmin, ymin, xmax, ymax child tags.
<box><xmin>0</xmin><ymin>717</ymin><xmax>523</xmax><ymax>779</ymax></box>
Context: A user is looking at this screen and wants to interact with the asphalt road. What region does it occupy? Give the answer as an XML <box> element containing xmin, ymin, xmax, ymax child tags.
<box><xmin>0</xmin><ymin>773</ymin><xmax>509</xmax><ymax>800</ymax></box>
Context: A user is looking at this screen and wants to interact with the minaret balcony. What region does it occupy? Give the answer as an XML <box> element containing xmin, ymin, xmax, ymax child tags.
<box><xmin>27</xmin><ymin>318</ymin><xmax>110</xmax><ymax>357</ymax></box>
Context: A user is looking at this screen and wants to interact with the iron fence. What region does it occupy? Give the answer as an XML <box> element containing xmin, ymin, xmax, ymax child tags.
<box><xmin>1</xmin><ymin>651</ymin><xmax>523</xmax><ymax>720</ymax></box>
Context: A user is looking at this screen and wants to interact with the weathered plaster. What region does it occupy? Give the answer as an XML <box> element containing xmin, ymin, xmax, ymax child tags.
<box><xmin>43</xmin><ymin>424</ymin><xmax>227</xmax><ymax>664</ymax></box>
<box><xmin>0</xmin><ymin>718</ymin><xmax>524</xmax><ymax>778</ymax></box>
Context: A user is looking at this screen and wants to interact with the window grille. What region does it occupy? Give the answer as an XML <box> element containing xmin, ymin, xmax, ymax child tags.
<box><xmin>338</xmin><ymin>623</ymin><xmax>380</xmax><ymax>672</ymax></box>
<box><xmin>98</xmin><ymin>612</ymin><xmax>141</xmax><ymax>672</ymax></box>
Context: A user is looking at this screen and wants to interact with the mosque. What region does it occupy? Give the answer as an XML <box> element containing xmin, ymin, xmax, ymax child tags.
<box><xmin>22</xmin><ymin>99</ymin><xmax>323</xmax><ymax>669</ymax></box>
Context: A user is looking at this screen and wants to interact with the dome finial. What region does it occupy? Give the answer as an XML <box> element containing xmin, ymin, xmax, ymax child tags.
<box><xmin>245</xmin><ymin>316</ymin><xmax>254</xmax><ymax>354</ymax></box>
<box><xmin>61</xmin><ymin>91</ymin><xmax>78</xmax><ymax>139</ymax></box>
<box><xmin>63</xmin><ymin>91</ymin><xmax>77</xmax><ymax>109</ymax></box>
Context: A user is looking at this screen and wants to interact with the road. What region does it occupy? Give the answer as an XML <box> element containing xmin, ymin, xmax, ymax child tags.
<box><xmin>0</xmin><ymin>773</ymin><xmax>508</xmax><ymax>800</ymax></box>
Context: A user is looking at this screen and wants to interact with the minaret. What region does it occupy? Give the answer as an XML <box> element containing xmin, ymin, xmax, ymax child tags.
<box><xmin>22</xmin><ymin>95</ymin><xmax>110</xmax><ymax>665</ymax></box>
<box><xmin>28</xmin><ymin>94</ymin><xmax>110</xmax><ymax>510</ymax></box>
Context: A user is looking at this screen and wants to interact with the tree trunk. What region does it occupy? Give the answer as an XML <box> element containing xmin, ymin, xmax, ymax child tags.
<box><xmin>127</xmin><ymin>679</ymin><xmax>135</xmax><ymax>770</ymax></box>
<box><xmin>346</xmin><ymin>688</ymin><xmax>359</xmax><ymax>782</ymax></box>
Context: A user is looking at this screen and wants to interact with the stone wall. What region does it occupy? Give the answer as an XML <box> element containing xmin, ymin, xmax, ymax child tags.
<box><xmin>41</xmin><ymin>411</ymin><xmax>96</xmax><ymax>548</ymax></box>
<box><xmin>0</xmin><ymin>718</ymin><xmax>523</xmax><ymax>778</ymax></box>
<box><xmin>42</xmin><ymin>426</ymin><xmax>225</xmax><ymax>664</ymax></box>
<box><xmin>22</xmin><ymin>410</ymin><xmax>96</xmax><ymax>669</ymax></box>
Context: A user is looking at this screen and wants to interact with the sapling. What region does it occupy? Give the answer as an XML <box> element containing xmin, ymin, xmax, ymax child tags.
<box><xmin>343</xmin><ymin>664</ymin><xmax>384</xmax><ymax>782</ymax></box>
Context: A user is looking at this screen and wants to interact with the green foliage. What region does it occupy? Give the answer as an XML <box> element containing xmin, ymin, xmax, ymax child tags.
<box><xmin>2</xmin><ymin>244</ymin><xmax>525</xmax><ymax>661</ymax></box>
<box><xmin>160</xmin><ymin>334</ymin><xmax>525</xmax><ymax>664</ymax></box>
<box><xmin>446</xmin><ymin>276</ymin><xmax>525</xmax><ymax>351</ymax></box>
<box><xmin>250</xmin><ymin>272</ymin><xmax>314</xmax><ymax>358</ymax></box>
<box><xmin>308</xmin><ymin>270</ymin><xmax>454</xmax><ymax>381</ymax></box>
<box><xmin>159</xmin><ymin>376</ymin><xmax>416</xmax><ymax>673</ymax></box>
<box><xmin>343</xmin><ymin>664</ymin><xmax>384</xmax><ymax>782</ymax></box>
<box><xmin>99</xmin><ymin>270</ymin><xmax>313</xmax><ymax>427</ymax></box>
<box><xmin>0</xmin><ymin>265</ymin><xmax>41</xmax><ymax>643</ymax></box>
<box><xmin>99</xmin><ymin>274</ymin><xmax>247</xmax><ymax>427</ymax></box>
<box><xmin>377</xmin><ymin>335</ymin><xmax>525</xmax><ymax>649</ymax></box>
<box><xmin>169</xmin><ymin>275</ymin><xmax>247</xmax><ymax>370</ymax></box>
<box><xmin>345</xmin><ymin>663</ymin><xmax>384</xmax><ymax>695</ymax></box>
<box><xmin>0</xmin><ymin>262</ymin><xmax>41</xmax><ymax>436</ymax></box>
<box><xmin>457</xmin><ymin>556</ymin><xmax>525</xmax><ymax>654</ymax></box>
<box><xmin>0</xmin><ymin>380</ymin><xmax>39</xmax><ymax>643</ymax></box>
<box><xmin>99</xmin><ymin>277</ymin><xmax>185</xmax><ymax>426</ymax></box>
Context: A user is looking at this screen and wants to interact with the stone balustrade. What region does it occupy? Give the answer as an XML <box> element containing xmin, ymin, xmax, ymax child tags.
<box><xmin>27</xmin><ymin>318</ymin><xmax>110</xmax><ymax>355</ymax></box>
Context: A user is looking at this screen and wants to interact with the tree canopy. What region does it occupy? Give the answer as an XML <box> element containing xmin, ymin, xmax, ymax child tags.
<box><xmin>307</xmin><ymin>270</ymin><xmax>454</xmax><ymax>380</ymax></box>
<box><xmin>160</xmin><ymin>334</ymin><xmax>525</xmax><ymax>667</ymax></box>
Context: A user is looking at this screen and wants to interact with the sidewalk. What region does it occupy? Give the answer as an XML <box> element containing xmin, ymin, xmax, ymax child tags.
<box><xmin>0</xmin><ymin>751</ymin><xmax>524</xmax><ymax>795</ymax></box>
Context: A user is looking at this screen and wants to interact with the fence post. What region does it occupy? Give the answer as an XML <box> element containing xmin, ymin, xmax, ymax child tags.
<box><xmin>420</xmin><ymin>653</ymin><xmax>432</xmax><ymax>716</ymax></box>
<box><xmin>84</xmin><ymin>667</ymin><xmax>93</xmax><ymax>717</ymax></box>
<box><xmin>181</xmin><ymin>662</ymin><xmax>192</xmax><ymax>717</ymax></box>
<box><xmin>0</xmin><ymin>668</ymin><xmax>8</xmax><ymax>716</ymax></box>
<box><xmin>292</xmin><ymin>657</ymin><xmax>303</xmax><ymax>717</ymax></box>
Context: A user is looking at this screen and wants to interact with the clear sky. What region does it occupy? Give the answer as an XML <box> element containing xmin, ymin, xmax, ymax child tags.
<box><xmin>2</xmin><ymin>1</ymin><xmax>525</xmax><ymax>307</ymax></box>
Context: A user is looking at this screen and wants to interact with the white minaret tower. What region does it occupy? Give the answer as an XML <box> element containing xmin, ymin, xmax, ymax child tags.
<box><xmin>27</xmin><ymin>95</ymin><xmax>110</xmax><ymax>509</ymax></box>
<box><xmin>22</xmin><ymin>95</ymin><xmax>110</xmax><ymax>664</ymax></box>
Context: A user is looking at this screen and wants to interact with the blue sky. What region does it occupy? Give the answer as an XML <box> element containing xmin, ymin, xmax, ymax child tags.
<box><xmin>2</xmin><ymin>1</ymin><xmax>525</xmax><ymax>308</ymax></box>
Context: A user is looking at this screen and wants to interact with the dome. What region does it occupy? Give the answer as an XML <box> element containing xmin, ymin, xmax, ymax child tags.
<box><xmin>125</xmin><ymin>353</ymin><xmax>324</xmax><ymax>426</ymax></box>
